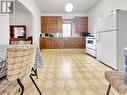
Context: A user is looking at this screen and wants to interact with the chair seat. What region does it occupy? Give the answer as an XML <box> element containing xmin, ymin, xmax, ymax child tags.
<box><xmin>0</xmin><ymin>78</ymin><xmax>19</xmax><ymax>95</ymax></box>
<box><xmin>105</xmin><ymin>71</ymin><xmax>127</xmax><ymax>94</ymax></box>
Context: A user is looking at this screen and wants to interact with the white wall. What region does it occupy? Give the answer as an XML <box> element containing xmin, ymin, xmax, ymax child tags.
<box><xmin>0</xmin><ymin>1</ymin><xmax>9</xmax><ymax>45</ymax></box>
<box><xmin>88</xmin><ymin>0</ymin><xmax>127</xmax><ymax>36</ymax></box>
<box><xmin>0</xmin><ymin>0</ymin><xmax>41</xmax><ymax>45</ymax></box>
<box><xmin>9</xmin><ymin>13</ymin><xmax>33</xmax><ymax>37</ymax></box>
<box><xmin>0</xmin><ymin>16</ymin><xmax>9</xmax><ymax>44</ymax></box>
<box><xmin>18</xmin><ymin>0</ymin><xmax>41</xmax><ymax>45</ymax></box>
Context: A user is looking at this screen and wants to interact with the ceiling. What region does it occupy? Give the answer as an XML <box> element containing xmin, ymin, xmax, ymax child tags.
<box><xmin>35</xmin><ymin>0</ymin><xmax>101</xmax><ymax>14</ymax></box>
<box><xmin>15</xmin><ymin>1</ymin><xmax>31</xmax><ymax>14</ymax></box>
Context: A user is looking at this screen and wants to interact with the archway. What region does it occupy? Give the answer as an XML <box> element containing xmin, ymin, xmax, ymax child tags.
<box><xmin>9</xmin><ymin>0</ymin><xmax>34</xmax><ymax>44</ymax></box>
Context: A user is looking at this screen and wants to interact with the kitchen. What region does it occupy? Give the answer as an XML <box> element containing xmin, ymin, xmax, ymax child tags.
<box><xmin>39</xmin><ymin>8</ymin><xmax>127</xmax><ymax>70</ymax></box>
<box><xmin>38</xmin><ymin>0</ymin><xmax>127</xmax><ymax>94</ymax></box>
<box><xmin>40</xmin><ymin>16</ymin><xmax>88</xmax><ymax>49</ymax></box>
<box><xmin>1</xmin><ymin>0</ymin><xmax>127</xmax><ymax>95</ymax></box>
<box><xmin>34</xmin><ymin>0</ymin><xmax>127</xmax><ymax>94</ymax></box>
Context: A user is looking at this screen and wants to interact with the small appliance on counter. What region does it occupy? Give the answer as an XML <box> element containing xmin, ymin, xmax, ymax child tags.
<box><xmin>80</xmin><ymin>32</ymin><xmax>90</xmax><ymax>37</ymax></box>
<box><xmin>86</xmin><ymin>37</ymin><xmax>96</xmax><ymax>57</ymax></box>
<box><xmin>40</xmin><ymin>33</ymin><xmax>62</xmax><ymax>37</ymax></box>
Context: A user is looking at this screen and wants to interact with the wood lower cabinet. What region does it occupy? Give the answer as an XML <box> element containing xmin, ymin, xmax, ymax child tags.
<box><xmin>40</xmin><ymin>37</ymin><xmax>85</xmax><ymax>49</ymax></box>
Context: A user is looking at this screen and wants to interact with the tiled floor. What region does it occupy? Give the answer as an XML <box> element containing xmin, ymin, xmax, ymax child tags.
<box><xmin>25</xmin><ymin>49</ymin><xmax>118</xmax><ymax>95</ymax></box>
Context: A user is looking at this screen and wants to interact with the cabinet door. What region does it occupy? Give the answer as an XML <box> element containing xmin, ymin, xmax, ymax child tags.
<box><xmin>51</xmin><ymin>38</ymin><xmax>57</xmax><ymax>49</ymax></box>
<box><xmin>79</xmin><ymin>38</ymin><xmax>85</xmax><ymax>48</ymax></box>
<box><xmin>70</xmin><ymin>38</ymin><xmax>85</xmax><ymax>48</ymax></box>
<box><xmin>40</xmin><ymin>38</ymin><xmax>47</xmax><ymax>49</ymax></box>
<box><xmin>41</xmin><ymin>16</ymin><xmax>48</xmax><ymax>32</ymax></box>
<box><xmin>57</xmin><ymin>38</ymin><xmax>63</xmax><ymax>48</ymax></box>
<box><xmin>52</xmin><ymin>24</ymin><xmax>56</xmax><ymax>32</ymax></box>
<box><xmin>46</xmin><ymin>38</ymin><xmax>52</xmax><ymax>48</ymax></box>
<box><xmin>41</xmin><ymin>16</ymin><xmax>62</xmax><ymax>33</ymax></box>
<box><xmin>75</xmin><ymin>17</ymin><xmax>88</xmax><ymax>32</ymax></box>
<box><xmin>56</xmin><ymin>17</ymin><xmax>62</xmax><ymax>32</ymax></box>
<box><xmin>67</xmin><ymin>38</ymin><xmax>71</xmax><ymax>48</ymax></box>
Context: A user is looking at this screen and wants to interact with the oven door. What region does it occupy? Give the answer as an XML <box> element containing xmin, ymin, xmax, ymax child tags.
<box><xmin>86</xmin><ymin>39</ymin><xmax>96</xmax><ymax>50</ymax></box>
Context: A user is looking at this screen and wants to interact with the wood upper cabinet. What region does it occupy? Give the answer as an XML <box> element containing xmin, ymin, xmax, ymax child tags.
<box><xmin>41</xmin><ymin>16</ymin><xmax>62</xmax><ymax>33</ymax></box>
<box><xmin>74</xmin><ymin>17</ymin><xmax>88</xmax><ymax>32</ymax></box>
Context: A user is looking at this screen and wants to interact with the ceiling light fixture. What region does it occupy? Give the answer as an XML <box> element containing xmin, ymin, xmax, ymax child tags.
<box><xmin>65</xmin><ymin>3</ymin><xmax>73</xmax><ymax>12</ymax></box>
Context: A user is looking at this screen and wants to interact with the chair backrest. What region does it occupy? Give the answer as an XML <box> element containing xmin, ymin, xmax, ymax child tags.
<box><xmin>11</xmin><ymin>41</ymin><xmax>19</xmax><ymax>45</ymax></box>
<box><xmin>11</xmin><ymin>41</ymin><xmax>31</xmax><ymax>45</ymax></box>
<box><xmin>23</xmin><ymin>41</ymin><xmax>31</xmax><ymax>45</ymax></box>
<box><xmin>6</xmin><ymin>46</ymin><xmax>36</xmax><ymax>81</ymax></box>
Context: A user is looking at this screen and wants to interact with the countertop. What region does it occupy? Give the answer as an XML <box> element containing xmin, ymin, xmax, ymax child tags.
<box><xmin>40</xmin><ymin>36</ymin><xmax>86</xmax><ymax>38</ymax></box>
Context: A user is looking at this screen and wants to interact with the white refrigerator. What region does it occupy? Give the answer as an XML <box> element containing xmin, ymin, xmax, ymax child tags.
<box><xmin>96</xmin><ymin>10</ymin><xmax>127</xmax><ymax>70</ymax></box>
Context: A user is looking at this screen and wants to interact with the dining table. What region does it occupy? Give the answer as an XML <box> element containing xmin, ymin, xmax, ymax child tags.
<box><xmin>0</xmin><ymin>45</ymin><xmax>44</xmax><ymax>79</ymax></box>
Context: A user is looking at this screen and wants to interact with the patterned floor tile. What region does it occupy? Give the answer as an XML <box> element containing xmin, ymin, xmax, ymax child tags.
<box><xmin>24</xmin><ymin>49</ymin><xmax>118</xmax><ymax>95</ymax></box>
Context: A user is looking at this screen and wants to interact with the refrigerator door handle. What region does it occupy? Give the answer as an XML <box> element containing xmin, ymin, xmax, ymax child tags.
<box><xmin>96</xmin><ymin>32</ymin><xmax>99</xmax><ymax>42</ymax></box>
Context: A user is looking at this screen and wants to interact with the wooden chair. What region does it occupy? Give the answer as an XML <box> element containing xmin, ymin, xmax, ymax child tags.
<box><xmin>0</xmin><ymin>46</ymin><xmax>36</xmax><ymax>95</ymax></box>
<box><xmin>8</xmin><ymin>41</ymin><xmax>41</xmax><ymax>95</ymax></box>
<box><xmin>105</xmin><ymin>71</ymin><xmax>127</xmax><ymax>95</ymax></box>
<box><xmin>8</xmin><ymin>43</ymin><xmax>42</xmax><ymax>95</ymax></box>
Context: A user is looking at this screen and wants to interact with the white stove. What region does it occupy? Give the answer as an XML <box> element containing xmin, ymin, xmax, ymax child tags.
<box><xmin>86</xmin><ymin>37</ymin><xmax>96</xmax><ymax>57</ymax></box>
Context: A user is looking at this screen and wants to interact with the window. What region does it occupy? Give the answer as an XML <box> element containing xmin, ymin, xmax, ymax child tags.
<box><xmin>62</xmin><ymin>23</ymin><xmax>72</xmax><ymax>37</ymax></box>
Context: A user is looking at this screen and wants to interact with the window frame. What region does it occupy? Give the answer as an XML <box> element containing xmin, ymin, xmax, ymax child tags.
<box><xmin>62</xmin><ymin>19</ymin><xmax>73</xmax><ymax>37</ymax></box>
